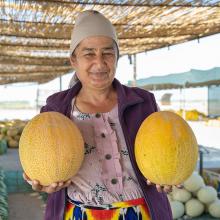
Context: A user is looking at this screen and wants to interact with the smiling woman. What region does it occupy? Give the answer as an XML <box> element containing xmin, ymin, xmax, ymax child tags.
<box><xmin>22</xmin><ymin>10</ymin><xmax>173</xmax><ymax>220</ymax></box>
<box><xmin>70</xmin><ymin>37</ymin><xmax>117</xmax><ymax>93</ymax></box>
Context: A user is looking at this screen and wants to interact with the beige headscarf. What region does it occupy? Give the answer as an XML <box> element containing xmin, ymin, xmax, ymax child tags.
<box><xmin>69</xmin><ymin>10</ymin><xmax>119</xmax><ymax>57</ymax></box>
<box><xmin>68</xmin><ymin>10</ymin><xmax>119</xmax><ymax>88</ymax></box>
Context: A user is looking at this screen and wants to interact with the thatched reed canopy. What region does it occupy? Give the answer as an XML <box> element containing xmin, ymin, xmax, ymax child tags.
<box><xmin>0</xmin><ymin>0</ymin><xmax>220</xmax><ymax>85</ymax></box>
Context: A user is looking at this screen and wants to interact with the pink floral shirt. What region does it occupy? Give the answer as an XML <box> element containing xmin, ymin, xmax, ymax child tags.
<box><xmin>67</xmin><ymin>98</ymin><xmax>143</xmax><ymax>205</ymax></box>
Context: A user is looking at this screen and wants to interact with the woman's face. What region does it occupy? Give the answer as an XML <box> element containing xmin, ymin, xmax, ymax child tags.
<box><xmin>70</xmin><ymin>36</ymin><xmax>117</xmax><ymax>91</ymax></box>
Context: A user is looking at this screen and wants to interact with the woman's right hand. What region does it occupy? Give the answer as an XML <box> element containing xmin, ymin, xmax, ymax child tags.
<box><xmin>23</xmin><ymin>172</ymin><xmax>72</xmax><ymax>194</ymax></box>
<box><xmin>146</xmin><ymin>179</ymin><xmax>183</xmax><ymax>193</ymax></box>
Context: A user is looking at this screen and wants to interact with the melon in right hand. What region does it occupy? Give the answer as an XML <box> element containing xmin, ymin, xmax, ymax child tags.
<box><xmin>19</xmin><ymin>112</ymin><xmax>84</xmax><ymax>186</ymax></box>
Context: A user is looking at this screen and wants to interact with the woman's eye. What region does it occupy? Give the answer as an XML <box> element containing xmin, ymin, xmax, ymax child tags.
<box><xmin>84</xmin><ymin>53</ymin><xmax>94</xmax><ymax>57</ymax></box>
<box><xmin>103</xmin><ymin>52</ymin><xmax>114</xmax><ymax>56</ymax></box>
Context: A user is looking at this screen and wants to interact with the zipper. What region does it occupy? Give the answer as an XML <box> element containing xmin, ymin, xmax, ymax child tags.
<box><xmin>118</xmin><ymin>105</ymin><xmax>155</xmax><ymax>220</ymax></box>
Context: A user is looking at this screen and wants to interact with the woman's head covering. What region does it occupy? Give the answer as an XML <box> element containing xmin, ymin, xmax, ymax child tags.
<box><xmin>68</xmin><ymin>73</ymin><xmax>78</xmax><ymax>88</ymax></box>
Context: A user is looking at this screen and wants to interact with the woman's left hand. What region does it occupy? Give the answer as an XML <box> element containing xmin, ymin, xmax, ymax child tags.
<box><xmin>146</xmin><ymin>179</ymin><xmax>183</xmax><ymax>193</ymax></box>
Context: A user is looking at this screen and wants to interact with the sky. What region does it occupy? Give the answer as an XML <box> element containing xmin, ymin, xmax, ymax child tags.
<box><xmin>116</xmin><ymin>33</ymin><xmax>220</xmax><ymax>83</ymax></box>
<box><xmin>0</xmin><ymin>33</ymin><xmax>220</xmax><ymax>103</ymax></box>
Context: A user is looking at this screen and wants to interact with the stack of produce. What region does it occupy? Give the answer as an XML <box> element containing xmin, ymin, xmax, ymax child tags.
<box><xmin>168</xmin><ymin>172</ymin><xmax>220</xmax><ymax>219</ymax></box>
<box><xmin>176</xmin><ymin>109</ymin><xmax>206</xmax><ymax>121</ymax></box>
<box><xmin>0</xmin><ymin>168</ymin><xmax>8</xmax><ymax>220</ymax></box>
<box><xmin>0</xmin><ymin>119</ymin><xmax>28</xmax><ymax>149</ymax></box>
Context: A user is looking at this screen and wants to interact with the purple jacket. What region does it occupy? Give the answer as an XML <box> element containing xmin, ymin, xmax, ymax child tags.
<box><xmin>41</xmin><ymin>79</ymin><xmax>172</xmax><ymax>220</ymax></box>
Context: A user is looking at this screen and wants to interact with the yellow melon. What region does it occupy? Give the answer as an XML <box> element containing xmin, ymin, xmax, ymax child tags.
<box><xmin>135</xmin><ymin>111</ymin><xmax>198</xmax><ymax>185</ymax></box>
<box><xmin>19</xmin><ymin>112</ymin><xmax>84</xmax><ymax>186</ymax></box>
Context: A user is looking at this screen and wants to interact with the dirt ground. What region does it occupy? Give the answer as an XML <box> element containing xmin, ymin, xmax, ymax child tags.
<box><xmin>0</xmin><ymin>149</ymin><xmax>45</xmax><ymax>219</ymax></box>
<box><xmin>8</xmin><ymin>193</ymin><xmax>45</xmax><ymax>220</ymax></box>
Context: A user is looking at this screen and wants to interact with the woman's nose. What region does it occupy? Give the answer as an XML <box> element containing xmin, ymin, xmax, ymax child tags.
<box><xmin>95</xmin><ymin>54</ymin><xmax>106</xmax><ymax>68</ymax></box>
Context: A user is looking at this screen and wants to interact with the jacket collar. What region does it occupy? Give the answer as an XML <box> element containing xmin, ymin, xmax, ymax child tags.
<box><xmin>113</xmin><ymin>78</ymin><xmax>144</xmax><ymax>111</ymax></box>
<box><xmin>61</xmin><ymin>78</ymin><xmax>144</xmax><ymax>115</ymax></box>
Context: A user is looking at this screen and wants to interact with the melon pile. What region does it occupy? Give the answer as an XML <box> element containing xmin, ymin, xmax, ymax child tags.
<box><xmin>135</xmin><ymin>111</ymin><xmax>198</xmax><ymax>186</ymax></box>
<box><xmin>0</xmin><ymin>119</ymin><xmax>27</xmax><ymax>149</ymax></box>
<box><xmin>19</xmin><ymin>112</ymin><xmax>84</xmax><ymax>186</ymax></box>
<box><xmin>176</xmin><ymin>109</ymin><xmax>206</xmax><ymax>121</ymax></box>
<box><xmin>168</xmin><ymin>172</ymin><xmax>220</xmax><ymax>219</ymax></box>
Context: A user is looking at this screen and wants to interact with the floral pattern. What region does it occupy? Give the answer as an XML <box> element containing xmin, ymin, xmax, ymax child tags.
<box><xmin>84</xmin><ymin>143</ymin><xmax>96</xmax><ymax>155</ymax></box>
<box><xmin>68</xmin><ymin>100</ymin><xmax>143</xmax><ymax>205</ymax></box>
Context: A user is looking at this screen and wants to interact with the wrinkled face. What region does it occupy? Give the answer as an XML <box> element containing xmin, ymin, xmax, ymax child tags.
<box><xmin>70</xmin><ymin>36</ymin><xmax>118</xmax><ymax>90</ymax></box>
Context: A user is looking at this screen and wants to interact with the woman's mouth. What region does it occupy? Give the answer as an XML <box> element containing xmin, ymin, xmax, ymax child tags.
<box><xmin>89</xmin><ymin>72</ymin><xmax>108</xmax><ymax>80</ymax></box>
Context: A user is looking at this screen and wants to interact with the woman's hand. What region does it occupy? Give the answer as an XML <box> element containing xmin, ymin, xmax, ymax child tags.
<box><xmin>23</xmin><ymin>173</ymin><xmax>72</xmax><ymax>194</ymax></box>
<box><xmin>146</xmin><ymin>179</ymin><xmax>183</xmax><ymax>193</ymax></box>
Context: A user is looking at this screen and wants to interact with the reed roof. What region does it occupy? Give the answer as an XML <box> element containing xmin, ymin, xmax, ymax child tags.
<box><xmin>0</xmin><ymin>0</ymin><xmax>220</xmax><ymax>84</ymax></box>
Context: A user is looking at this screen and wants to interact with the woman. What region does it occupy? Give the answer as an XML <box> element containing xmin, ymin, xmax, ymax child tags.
<box><xmin>24</xmin><ymin>10</ymin><xmax>177</xmax><ymax>220</ymax></box>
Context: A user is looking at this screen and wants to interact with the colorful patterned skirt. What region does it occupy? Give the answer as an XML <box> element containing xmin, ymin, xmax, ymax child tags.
<box><xmin>64</xmin><ymin>197</ymin><xmax>151</xmax><ymax>220</ymax></box>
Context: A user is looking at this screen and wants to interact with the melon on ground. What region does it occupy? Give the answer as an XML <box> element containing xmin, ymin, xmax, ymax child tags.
<box><xmin>135</xmin><ymin>111</ymin><xmax>198</xmax><ymax>185</ymax></box>
<box><xmin>19</xmin><ymin>112</ymin><xmax>84</xmax><ymax>186</ymax></box>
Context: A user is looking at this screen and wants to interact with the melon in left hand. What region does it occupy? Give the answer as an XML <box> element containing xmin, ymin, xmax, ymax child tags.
<box><xmin>19</xmin><ymin>112</ymin><xmax>84</xmax><ymax>186</ymax></box>
<box><xmin>135</xmin><ymin>111</ymin><xmax>198</xmax><ymax>186</ymax></box>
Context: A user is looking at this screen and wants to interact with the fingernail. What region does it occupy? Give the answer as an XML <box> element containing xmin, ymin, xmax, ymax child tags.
<box><xmin>52</xmin><ymin>183</ymin><xmax>57</xmax><ymax>188</ymax></box>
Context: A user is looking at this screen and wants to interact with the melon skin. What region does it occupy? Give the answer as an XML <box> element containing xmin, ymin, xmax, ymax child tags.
<box><xmin>170</xmin><ymin>200</ymin><xmax>185</xmax><ymax>219</ymax></box>
<box><xmin>208</xmin><ymin>200</ymin><xmax>220</xmax><ymax>218</ymax></box>
<box><xmin>183</xmin><ymin>172</ymin><xmax>205</xmax><ymax>192</ymax></box>
<box><xmin>185</xmin><ymin>198</ymin><xmax>205</xmax><ymax>217</ymax></box>
<box><xmin>19</xmin><ymin>112</ymin><xmax>84</xmax><ymax>186</ymax></box>
<box><xmin>135</xmin><ymin>111</ymin><xmax>198</xmax><ymax>185</ymax></box>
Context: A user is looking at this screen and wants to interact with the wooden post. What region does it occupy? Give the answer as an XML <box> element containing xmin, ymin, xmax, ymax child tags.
<box><xmin>36</xmin><ymin>84</ymin><xmax>39</xmax><ymax>111</ymax></box>
<box><xmin>182</xmin><ymin>83</ymin><xmax>186</xmax><ymax>119</ymax></box>
<box><xmin>199</xmin><ymin>150</ymin><xmax>203</xmax><ymax>177</ymax></box>
<box><xmin>59</xmin><ymin>75</ymin><xmax>62</xmax><ymax>91</ymax></box>
<box><xmin>133</xmin><ymin>54</ymin><xmax>137</xmax><ymax>86</ymax></box>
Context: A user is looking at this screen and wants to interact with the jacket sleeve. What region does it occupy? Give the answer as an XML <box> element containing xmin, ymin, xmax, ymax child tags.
<box><xmin>156</xmin><ymin>103</ymin><xmax>161</xmax><ymax>111</ymax></box>
<box><xmin>40</xmin><ymin>105</ymin><xmax>54</xmax><ymax>113</ymax></box>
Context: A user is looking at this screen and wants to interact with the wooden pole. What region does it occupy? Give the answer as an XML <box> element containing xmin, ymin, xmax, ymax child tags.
<box><xmin>36</xmin><ymin>84</ymin><xmax>39</xmax><ymax>111</ymax></box>
<box><xmin>133</xmin><ymin>54</ymin><xmax>137</xmax><ymax>86</ymax></box>
<box><xmin>199</xmin><ymin>150</ymin><xmax>204</xmax><ymax>177</ymax></box>
<box><xmin>183</xmin><ymin>83</ymin><xmax>186</xmax><ymax>119</ymax></box>
<box><xmin>59</xmin><ymin>74</ymin><xmax>62</xmax><ymax>91</ymax></box>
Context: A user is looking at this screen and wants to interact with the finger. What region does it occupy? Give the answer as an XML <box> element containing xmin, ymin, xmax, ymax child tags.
<box><xmin>63</xmin><ymin>180</ymin><xmax>72</xmax><ymax>188</ymax></box>
<box><xmin>23</xmin><ymin>172</ymin><xmax>30</xmax><ymax>181</ymax></box>
<box><xmin>176</xmin><ymin>184</ymin><xmax>183</xmax><ymax>189</ymax></box>
<box><xmin>22</xmin><ymin>172</ymin><xmax>27</xmax><ymax>180</ymax></box>
<box><xmin>58</xmin><ymin>182</ymin><xmax>64</xmax><ymax>187</ymax></box>
<box><xmin>58</xmin><ymin>180</ymin><xmax>71</xmax><ymax>190</ymax></box>
<box><xmin>163</xmin><ymin>185</ymin><xmax>172</xmax><ymax>193</ymax></box>
<box><xmin>44</xmin><ymin>180</ymin><xmax>72</xmax><ymax>194</ymax></box>
<box><xmin>51</xmin><ymin>182</ymin><xmax>58</xmax><ymax>188</ymax></box>
<box><xmin>23</xmin><ymin>173</ymin><xmax>33</xmax><ymax>185</ymax></box>
<box><xmin>45</xmin><ymin>183</ymin><xmax>59</xmax><ymax>194</ymax></box>
<box><xmin>55</xmin><ymin>181</ymin><xmax>71</xmax><ymax>192</ymax></box>
<box><xmin>146</xmin><ymin>180</ymin><xmax>152</xmax><ymax>185</ymax></box>
<box><xmin>156</xmin><ymin>185</ymin><xmax>163</xmax><ymax>193</ymax></box>
<box><xmin>32</xmin><ymin>180</ymin><xmax>43</xmax><ymax>191</ymax></box>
